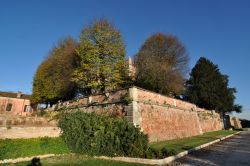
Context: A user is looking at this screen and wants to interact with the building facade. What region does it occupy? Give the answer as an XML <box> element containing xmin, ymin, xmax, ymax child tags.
<box><xmin>0</xmin><ymin>91</ymin><xmax>34</xmax><ymax>116</ymax></box>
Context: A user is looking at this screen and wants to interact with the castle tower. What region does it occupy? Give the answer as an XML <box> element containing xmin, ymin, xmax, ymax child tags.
<box><xmin>128</xmin><ymin>57</ymin><xmax>136</xmax><ymax>78</ymax></box>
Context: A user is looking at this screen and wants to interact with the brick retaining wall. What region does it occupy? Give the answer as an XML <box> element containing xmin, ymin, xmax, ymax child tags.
<box><xmin>0</xmin><ymin>126</ymin><xmax>60</xmax><ymax>139</ymax></box>
<box><xmin>0</xmin><ymin>114</ymin><xmax>59</xmax><ymax>139</ymax></box>
<box><xmin>1</xmin><ymin>87</ymin><xmax>227</xmax><ymax>141</ymax></box>
<box><xmin>128</xmin><ymin>87</ymin><xmax>223</xmax><ymax>142</ymax></box>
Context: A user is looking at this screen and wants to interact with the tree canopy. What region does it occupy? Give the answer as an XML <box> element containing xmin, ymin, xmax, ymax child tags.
<box><xmin>31</xmin><ymin>37</ymin><xmax>78</xmax><ymax>105</ymax></box>
<box><xmin>72</xmin><ymin>19</ymin><xmax>128</xmax><ymax>94</ymax></box>
<box><xmin>30</xmin><ymin>18</ymin><xmax>242</xmax><ymax>115</ymax></box>
<box><xmin>186</xmin><ymin>57</ymin><xmax>242</xmax><ymax>114</ymax></box>
<box><xmin>134</xmin><ymin>33</ymin><xmax>189</xmax><ymax>96</ymax></box>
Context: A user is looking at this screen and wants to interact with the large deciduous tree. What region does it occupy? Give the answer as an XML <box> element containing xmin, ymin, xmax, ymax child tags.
<box><xmin>186</xmin><ymin>57</ymin><xmax>242</xmax><ymax>114</ymax></box>
<box><xmin>31</xmin><ymin>37</ymin><xmax>78</xmax><ymax>105</ymax></box>
<box><xmin>135</xmin><ymin>33</ymin><xmax>189</xmax><ymax>96</ymax></box>
<box><xmin>72</xmin><ymin>19</ymin><xmax>127</xmax><ymax>94</ymax></box>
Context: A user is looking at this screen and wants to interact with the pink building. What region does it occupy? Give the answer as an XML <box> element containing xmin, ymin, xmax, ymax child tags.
<box><xmin>0</xmin><ymin>91</ymin><xmax>34</xmax><ymax>116</ymax></box>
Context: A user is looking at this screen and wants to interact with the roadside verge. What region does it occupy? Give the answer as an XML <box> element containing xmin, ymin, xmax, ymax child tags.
<box><xmin>97</xmin><ymin>131</ymin><xmax>241</xmax><ymax>165</ymax></box>
<box><xmin>0</xmin><ymin>131</ymin><xmax>241</xmax><ymax>165</ymax></box>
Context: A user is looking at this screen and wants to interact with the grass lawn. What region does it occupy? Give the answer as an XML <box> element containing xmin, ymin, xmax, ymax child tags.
<box><xmin>2</xmin><ymin>154</ymin><xmax>147</xmax><ymax>166</ymax></box>
<box><xmin>0</xmin><ymin>130</ymin><xmax>237</xmax><ymax>165</ymax></box>
<box><xmin>150</xmin><ymin>130</ymin><xmax>237</xmax><ymax>154</ymax></box>
<box><xmin>0</xmin><ymin>137</ymin><xmax>70</xmax><ymax>160</ymax></box>
<box><xmin>0</xmin><ymin>138</ymin><xmax>147</xmax><ymax>165</ymax></box>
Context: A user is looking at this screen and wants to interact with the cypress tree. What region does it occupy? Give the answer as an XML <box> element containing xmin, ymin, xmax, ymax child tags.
<box><xmin>187</xmin><ymin>57</ymin><xmax>242</xmax><ymax>114</ymax></box>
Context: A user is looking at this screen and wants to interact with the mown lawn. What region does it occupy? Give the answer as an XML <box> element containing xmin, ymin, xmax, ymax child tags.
<box><xmin>3</xmin><ymin>154</ymin><xmax>147</xmax><ymax>166</ymax></box>
<box><xmin>0</xmin><ymin>138</ymin><xmax>147</xmax><ymax>165</ymax></box>
<box><xmin>0</xmin><ymin>130</ymin><xmax>237</xmax><ymax>165</ymax></box>
<box><xmin>150</xmin><ymin>130</ymin><xmax>237</xmax><ymax>154</ymax></box>
<box><xmin>0</xmin><ymin>137</ymin><xmax>70</xmax><ymax>160</ymax></box>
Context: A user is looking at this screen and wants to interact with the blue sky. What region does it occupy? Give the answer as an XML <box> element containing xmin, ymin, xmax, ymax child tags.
<box><xmin>0</xmin><ymin>0</ymin><xmax>249</xmax><ymax>119</ymax></box>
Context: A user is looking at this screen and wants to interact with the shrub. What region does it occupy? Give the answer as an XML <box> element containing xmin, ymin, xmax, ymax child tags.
<box><xmin>145</xmin><ymin>147</ymin><xmax>177</xmax><ymax>159</ymax></box>
<box><xmin>167</xmin><ymin>149</ymin><xmax>177</xmax><ymax>156</ymax></box>
<box><xmin>58</xmin><ymin>111</ymin><xmax>149</xmax><ymax>157</ymax></box>
<box><xmin>121</xmin><ymin>94</ymin><xmax>133</xmax><ymax>105</ymax></box>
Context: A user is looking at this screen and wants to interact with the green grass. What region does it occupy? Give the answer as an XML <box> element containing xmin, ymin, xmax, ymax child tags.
<box><xmin>150</xmin><ymin>130</ymin><xmax>237</xmax><ymax>154</ymax></box>
<box><xmin>3</xmin><ymin>154</ymin><xmax>147</xmax><ymax>166</ymax></box>
<box><xmin>0</xmin><ymin>137</ymin><xmax>70</xmax><ymax>160</ymax></box>
<box><xmin>0</xmin><ymin>130</ymin><xmax>237</xmax><ymax>165</ymax></box>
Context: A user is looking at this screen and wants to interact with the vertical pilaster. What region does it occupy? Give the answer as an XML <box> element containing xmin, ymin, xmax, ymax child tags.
<box><xmin>195</xmin><ymin>109</ymin><xmax>203</xmax><ymax>135</ymax></box>
<box><xmin>128</xmin><ymin>87</ymin><xmax>141</xmax><ymax>127</ymax></box>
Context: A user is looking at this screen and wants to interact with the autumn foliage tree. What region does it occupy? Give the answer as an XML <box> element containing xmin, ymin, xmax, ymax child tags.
<box><xmin>72</xmin><ymin>19</ymin><xmax>128</xmax><ymax>94</ymax></box>
<box><xmin>186</xmin><ymin>57</ymin><xmax>242</xmax><ymax>114</ymax></box>
<box><xmin>135</xmin><ymin>33</ymin><xmax>189</xmax><ymax>96</ymax></box>
<box><xmin>31</xmin><ymin>37</ymin><xmax>78</xmax><ymax>105</ymax></box>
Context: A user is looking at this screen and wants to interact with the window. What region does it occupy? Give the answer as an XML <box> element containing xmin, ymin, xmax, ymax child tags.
<box><xmin>24</xmin><ymin>105</ymin><xmax>31</xmax><ymax>112</ymax></box>
<box><xmin>6</xmin><ymin>103</ymin><xmax>12</xmax><ymax>111</ymax></box>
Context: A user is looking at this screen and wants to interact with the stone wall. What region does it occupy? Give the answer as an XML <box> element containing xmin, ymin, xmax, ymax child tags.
<box><xmin>55</xmin><ymin>87</ymin><xmax>224</xmax><ymax>142</ymax></box>
<box><xmin>54</xmin><ymin>89</ymin><xmax>129</xmax><ymax>118</ymax></box>
<box><xmin>0</xmin><ymin>127</ymin><xmax>60</xmax><ymax>139</ymax></box>
<box><xmin>230</xmin><ymin>117</ymin><xmax>242</xmax><ymax>129</ymax></box>
<box><xmin>55</xmin><ymin>89</ymin><xmax>128</xmax><ymax>109</ymax></box>
<box><xmin>128</xmin><ymin>87</ymin><xmax>223</xmax><ymax>142</ymax></box>
<box><xmin>0</xmin><ymin>114</ymin><xmax>59</xmax><ymax>139</ymax></box>
<box><xmin>139</xmin><ymin>104</ymin><xmax>202</xmax><ymax>141</ymax></box>
<box><xmin>197</xmin><ymin>110</ymin><xmax>223</xmax><ymax>133</ymax></box>
<box><xmin>0</xmin><ymin>114</ymin><xmax>57</xmax><ymax>127</ymax></box>
<box><xmin>0</xmin><ymin>89</ymin><xmax>129</xmax><ymax>139</ymax></box>
<box><xmin>1</xmin><ymin>87</ymin><xmax>226</xmax><ymax>141</ymax></box>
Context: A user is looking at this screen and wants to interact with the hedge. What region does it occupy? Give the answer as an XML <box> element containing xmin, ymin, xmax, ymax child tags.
<box><xmin>58</xmin><ymin>112</ymin><xmax>149</xmax><ymax>157</ymax></box>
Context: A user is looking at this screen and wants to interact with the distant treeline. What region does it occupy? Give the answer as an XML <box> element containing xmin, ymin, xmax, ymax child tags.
<box><xmin>240</xmin><ymin>119</ymin><xmax>250</xmax><ymax>128</ymax></box>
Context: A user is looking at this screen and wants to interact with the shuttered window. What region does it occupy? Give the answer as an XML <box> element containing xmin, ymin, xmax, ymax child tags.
<box><xmin>6</xmin><ymin>103</ymin><xmax>12</xmax><ymax>111</ymax></box>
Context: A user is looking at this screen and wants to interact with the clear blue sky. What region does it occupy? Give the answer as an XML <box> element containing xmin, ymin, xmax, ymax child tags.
<box><xmin>0</xmin><ymin>0</ymin><xmax>249</xmax><ymax>119</ymax></box>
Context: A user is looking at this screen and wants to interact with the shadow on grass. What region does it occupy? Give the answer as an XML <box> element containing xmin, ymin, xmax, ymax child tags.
<box><xmin>27</xmin><ymin>157</ymin><xmax>42</xmax><ymax>166</ymax></box>
<box><xmin>182</xmin><ymin>146</ymin><xmax>193</xmax><ymax>150</ymax></box>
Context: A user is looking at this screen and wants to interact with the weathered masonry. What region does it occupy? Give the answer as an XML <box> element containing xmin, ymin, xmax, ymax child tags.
<box><xmin>126</xmin><ymin>87</ymin><xmax>223</xmax><ymax>142</ymax></box>
<box><xmin>0</xmin><ymin>114</ymin><xmax>59</xmax><ymax>139</ymax></box>
<box><xmin>1</xmin><ymin>87</ymin><xmax>239</xmax><ymax>141</ymax></box>
<box><xmin>55</xmin><ymin>86</ymin><xmax>223</xmax><ymax>142</ymax></box>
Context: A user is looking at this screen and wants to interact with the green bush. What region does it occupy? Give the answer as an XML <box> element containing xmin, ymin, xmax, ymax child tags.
<box><xmin>145</xmin><ymin>147</ymin><xmax>177</xmax><ymax>159</ymax></box>
<box><xmin>58</xmin><ymin>112</ymin><xmax>149</xmax><ymax>157</ymax></box>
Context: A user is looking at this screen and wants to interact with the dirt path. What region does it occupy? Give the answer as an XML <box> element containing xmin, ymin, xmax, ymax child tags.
<box><xmin>172</xmin><ymin>130</ymin><xmax>250</xmax><ymax>166</ymax></box>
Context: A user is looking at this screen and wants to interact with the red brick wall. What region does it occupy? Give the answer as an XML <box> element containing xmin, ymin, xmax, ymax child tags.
<box><xmin>134</xmin><ymin>87</ymin><xmax>223</xmax><ymax>142</ymax></box>
<box><xmin>197</xmin><ymin>111</ymin><xmax>223</xmax><ymax>133</ymax></box>
<box><xmin>139</xmin><ymin>103</ymin><xmax>201</xmax><ymax>142</ymax></box>
<box><xmin>45</xmin><ymin>87</ymin><xmax>224</xmax><ymax>142</ymax></box>
<box><xmin>136</xmin><ymin>88</ymin><xmax>196</xmax><ymax>110</ymax></box>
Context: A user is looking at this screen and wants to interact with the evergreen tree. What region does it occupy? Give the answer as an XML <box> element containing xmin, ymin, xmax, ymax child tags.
<box><xmin>31</xmin><ymin>37</ymin><xmax>78</xmax><ymax>105</ymax></box>
<box><xmin>135</xmin><ymin>33</ymin><xmax>189</xmax><ymax>96</ymax></box>
<box><xmin>72</xmin><ymin>19</ymin><xmax>127</xmax><ymax>94</ymax></box>
<box><xmin>187</xmin><ymin>57</ymin><xmax>242</xmax><ymax>114</ymax></box>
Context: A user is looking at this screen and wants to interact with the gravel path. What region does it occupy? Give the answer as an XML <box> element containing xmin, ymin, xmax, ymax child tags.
<box><xmin>171</xmin><ymin>130</ymin><xmax>250</xmax><ymax>166</ymax></box>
